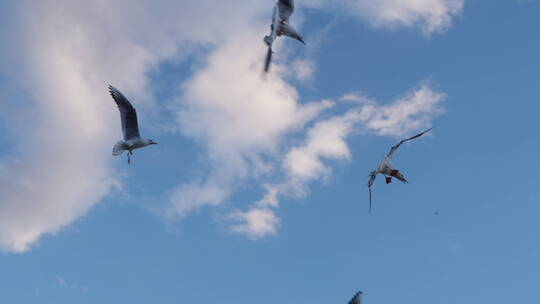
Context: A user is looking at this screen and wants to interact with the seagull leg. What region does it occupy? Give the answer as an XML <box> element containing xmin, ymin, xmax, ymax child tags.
<box><xmin>127</xmin><ymin>150</ymin><xmax>132</xmax><ymax>164</ymax></box>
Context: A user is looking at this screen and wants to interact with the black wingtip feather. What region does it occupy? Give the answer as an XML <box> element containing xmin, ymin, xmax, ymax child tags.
<box><xmin>108</xmin><ymin>85</ymin><xmax>120</xmax><ymax>97</ymax></box>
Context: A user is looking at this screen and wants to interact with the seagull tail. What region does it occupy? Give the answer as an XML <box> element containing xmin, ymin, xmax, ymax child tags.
<box><xmin>112</xmin><ymin>141</ymin><xmax>126</xmax><ymax>156</ymax></box>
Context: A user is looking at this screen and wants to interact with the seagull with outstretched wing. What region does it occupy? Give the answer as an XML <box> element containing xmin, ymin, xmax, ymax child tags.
<box><xmin>367</xmin><ymin>128</ymin><xmax>432</xmax><ymax>212</ymax></box>
<box><xmin>263</xmin><ymin>0</ymin><xmax>305</xmax><ymax>73</ymax></box>
<box><xmin>348</xmin><ymin>291</ymin><xmax>363</xmax><ymax>304</ymax></box>
<box><xmin>109</xmin><ymin>85</ymin><xmax>157</xmax><ymax>164</ymax></box>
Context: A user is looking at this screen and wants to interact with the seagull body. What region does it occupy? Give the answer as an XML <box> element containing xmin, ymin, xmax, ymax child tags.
<box><xmin>264</xmin><ymin>0</ymin><xmax>305</xmax><ymax>72</ymax></box>
<box><xmin>109</xmin><ymin>85</ymin><xmax>157</xmax><ymax>164</ymax></box>
<box><xmin>348</xmin><ymin>291</ymin><xmax>363</xmax><ymax>304</ymax></box>
<box><xmin>367</xmin><ymin>128</ymin><xmax>432</xmax><ymax>212</ymax></box>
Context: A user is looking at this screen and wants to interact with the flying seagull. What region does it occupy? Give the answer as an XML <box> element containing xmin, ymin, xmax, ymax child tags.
<box><xmin>367</xmin><ymin>128</ymin><xmax>432</xmax><ymax>213</ymax></box>
<box><xmin>263</xmin><ymin>0</ymin><xmax>305</xmax><ymax>73</ymax></box>
<box><xmin>348</xmin><ymin>291</ymin><xmax>363</xmax><ymax>304</ymax></box>
<box><xmin>109</xmin><ymin>85</ymin><xmax>157</xmax><ymax>164</ymax></box>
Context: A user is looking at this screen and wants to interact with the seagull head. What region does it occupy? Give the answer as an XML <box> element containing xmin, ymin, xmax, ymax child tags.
<box><xmin>148</xmin><ymin>139</ymin><xmax>157</xmax><ymax>145</ymax></box>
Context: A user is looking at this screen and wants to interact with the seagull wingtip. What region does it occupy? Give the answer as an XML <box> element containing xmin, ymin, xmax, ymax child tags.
<box><xmin>108</xmin><ymin>85</ymin><xmax>122</xmax><ymax>97</ymax></box>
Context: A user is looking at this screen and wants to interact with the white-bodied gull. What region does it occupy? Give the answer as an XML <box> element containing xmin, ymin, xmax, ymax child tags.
<box><xmin>263</xmin><ymin>0</ymin><xmax>305</xmax><ymax>73</ymax></box>
<box><xmin>348</xmin><ymin>291</ymin><xmax>363</xmax><ymax>304</ymax></box>
<box><xmin>109</xmin><ymin>85</ymin><xmax>157</xmax><ymax>164</ymax></box>
<box><xmin>367</xmin><ymin>128</ymin><xmax>432</xmax><ymax>213</ymax></box>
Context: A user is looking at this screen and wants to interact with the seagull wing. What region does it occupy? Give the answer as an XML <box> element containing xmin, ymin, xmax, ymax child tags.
<box><xmin>348</xmin><ymin>291</ymin><xmax>363</xmax><ymax>304</ymax></box>
<box><xmin>367</xmin><ymin>171</ymin><xmax>377</xmax><ymax>213</ymax></box>
<box><xmin>386</xmin><ymin>128</ymin><xmax>432</xmax><ymax>159</ymax></box>
<box><xmin>264</xmin><ymin>47</ymin><xmax>273</xmax><ymax>73</ymax></box>
<box><xmin>270</xmin><ymin>4</ymin><xmax>279</xmax><ymax>40</ymax></box>
<box><xmin>108</xmin><ymin>85</ymin><xmax>140</xmax><ymax>140</ymax></box>
<box><xmin>264</xmin><ymin>5</ymin><xmax>279</xmax><ymax>73</ymax></box>
<box><xmin>278</xmin><ymin>0</ymin><xmax>295</xmax><ymax>20</ymax></box>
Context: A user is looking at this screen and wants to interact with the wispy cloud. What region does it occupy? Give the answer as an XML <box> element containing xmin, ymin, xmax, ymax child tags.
<box><xmin>230</xmin><ymin>208</ymin><xmax>280</xmax><ymax>239</ymax></box>
<box><xmin>0</xmin><ymin>0</ymin><xmax>460</xmax><ymax>251</ymax></box>
<box><xmin>57</xmin><ymin>277</ymin><xmax>88</xmax><ymax>292</ymax></box>
<box><xmin>231</xmin><ymin>84</ymin><xmax>445</xmax><ymax>238</ymax></box>
<box><xmin>0</xmin><ymin>0</ymin><xmax>281</xmax><ymax>252</ymax></box>
<box><xmin>0</xmin><ymin>0</ymin><xmax>257</xmax><ymax>252</ymax></box>
<box><xmin>303</xmin><ymin>0</ymin><xmax>464</xmax><ymax>35</ymax></box>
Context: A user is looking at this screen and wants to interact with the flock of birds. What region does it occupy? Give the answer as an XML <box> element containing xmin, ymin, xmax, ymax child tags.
<box><xmin>106</xmin><ymin>1</ymin><xmax>433</xmax><ymax>302</ymax></box>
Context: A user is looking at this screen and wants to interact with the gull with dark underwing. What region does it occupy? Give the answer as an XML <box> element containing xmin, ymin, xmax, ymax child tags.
<box><xmin>367</xmin><ymin>128</ymin><xmax>432</xmax><ymax>213</ymax></box>
<box><xmin>109</xmin><ymin>85</ymin><xmax>157</xmax><ymax>164</ymax></box>
<box><xmin>263</xmin><ymin>0</ymin><xmax>305</xmax><ymax>73</ymax></box>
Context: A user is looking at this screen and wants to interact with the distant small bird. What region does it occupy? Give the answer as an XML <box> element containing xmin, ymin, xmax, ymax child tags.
<box><xmin>109</xmin><ymin>85</ymin><xmax>157</xmax><ymax>164</ymax></box>
<box><xmin>348</xmin><ymin>291</ymin><xmax>363</xmax><ymax>304</ymax></box>
<box><xmin>263</xmin><ymin>0</ymin><xmax>305</xmax><ymax>73</ymax></box>
<box><xmin>367</xmin><ymin>128</ymin><xmax>432</xmax><ymax>213</ymax></box>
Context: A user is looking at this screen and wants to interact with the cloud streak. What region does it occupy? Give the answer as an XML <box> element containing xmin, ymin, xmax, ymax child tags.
<box><xmin>303</xmin><ymin>0</ymin><xmax>464</xmax><ymax>35</ymax></box>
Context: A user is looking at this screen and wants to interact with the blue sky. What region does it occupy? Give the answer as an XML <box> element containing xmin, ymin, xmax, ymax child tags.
<box><xmin>1</xmin><ymin>0</ymin><xmax>540</xmax><ymax>303</ymax></box>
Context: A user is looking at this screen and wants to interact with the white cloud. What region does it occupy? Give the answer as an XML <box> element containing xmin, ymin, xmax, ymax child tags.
<box><xmin>290</xmin><ymin>59</ymin><xmax>317</xmax><ymax>82</ymax></box>
<box><xmin>284</xmin><ymin>84</ymin><xmax>444</xmax><ymax>185</ymax></box>
<box><xmin>0</xmin><ymin>0</ymin><xmax>271</xmax><ymax>252</ymax></box>
<box><xmin>345</xmin><ymin>85</ymin><xmax>446</xmax><ymax>137</ymax></box>
<box><xmin>303</xmin><ymin>0</ymin><xmax>464</xmax><ymax>35</ymax></box>
<box><xmin>167</xmin><ymin>30</ymin><xmax>333</xmax><ymax>220</ymax></box>
<box><xmin>0</xmin><ymin>0</ymin><xmax>459</xmax><ymax>251</ymax></box>
<box><xmin>284</xmin><ymin>112</ymin><xmax>357</xmax><ymax>181</ymax></box>
<box><xmin>167</xmin><ymin>177</ymin><xmax>233</xmax><ymax>219</ymax></box>
<box><xmin>230</xmin><ymin>208</ymin><xmax>280</xmax><ymax>239</ymax></box>
<box><xmin>57</xmin><ymin>277</ymin><xmax>88</xmax><ymax>292</ymax></box>
<box><xmin>165</xmin><ymin>0</ymin><xmax>457</xmax><ymax>236</ymax></box>
<box><xmin>233</xmin><ymin>84</ymin><xmax>445</xmax><ymax>237</ymax></box>
<box><xmin>356</xmin><ymin>0</ymin><xmax>464</xmax><ymax>35</ymax></box>
<box><xmin>256</xmin><ymin>185</ymin><xmax>281</xmax><ymax>208</ymax></box>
